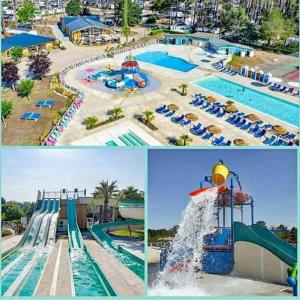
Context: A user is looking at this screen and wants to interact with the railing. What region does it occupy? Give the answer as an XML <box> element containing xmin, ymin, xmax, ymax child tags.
<box><xmin>43</xmin><ymin>39</ymin><xmax>159</xmax><ymax>146</ymax></box>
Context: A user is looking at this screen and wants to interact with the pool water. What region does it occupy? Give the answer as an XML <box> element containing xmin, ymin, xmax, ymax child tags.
<box><xmin>106</xmin><ymin>140</ymin><xmax>118</xmax><ymax>146</ymax></box>
<box><xmin>194</xmin><ymin>76</ymin><xmax>299</xmax><ymax>126</ymax></box>
<box><xmin>118</xmin><ymin>131</ymin><xmax>148</xmax><ymax>146</ymax></box>
<box><xmin>135</xmin><ymin>51</ymin><xmax>197</xmax><ymax>72</ymax></box>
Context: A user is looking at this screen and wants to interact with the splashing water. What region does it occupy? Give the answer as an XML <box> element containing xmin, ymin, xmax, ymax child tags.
<box><xmin>150</xmin><ymin>187</ymin><xmax>218</xmax><ymax>296</ymax></box>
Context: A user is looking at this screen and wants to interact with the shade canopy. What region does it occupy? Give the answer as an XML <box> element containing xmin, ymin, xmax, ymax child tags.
<box><xmin>167</xmin><ymin>104</ymin><xmax>179</xmax><ymax>111</ymax></box>
<box><xmin>272</xmin><ymin>125</ymin><xmax>287</xmax><ymax>135</ymax></box>
<box><xmin>185</xmin><ymin>113</ymin><xmax>198</xmax><ymax>121</ymax></box>
<box><xmin>234</xmin><ymin>139</ymin><xmax>249</xmax><ymax>146</ymax></box>
<box><xmin>206</xmin><ymin>96</ymin><xmax>217</xmax><ymax>103</ymax></box>
<box><xmin>225</xmin><ymin>104</ymin><xmax>238</xmax><ymax>112</ymax></box>
<box><xmin>207</xmin><ymin>125</ymin><xmax>222</xmax><ymax>134</ymax></box>
<box><xmin>247</xmin><ymin>114</ymin><xmax>260</xmax><ymax>122</ymax></box>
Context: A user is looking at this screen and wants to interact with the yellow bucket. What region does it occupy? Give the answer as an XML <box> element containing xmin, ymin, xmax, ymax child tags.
<box><xmin>212</xmin><ymin>162</ymin><xmax>230</xmax><ymax>185</ymax></box>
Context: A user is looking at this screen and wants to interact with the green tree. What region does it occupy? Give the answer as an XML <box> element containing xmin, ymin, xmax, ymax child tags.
<box><xmin>221</xmin><ymin>6</ymin><xmax>249</xmax><ymax>34</ymax></box>
<box><xmin>94</xmin><ymin>180</ymin><xmax>119</xmax><ymax>223</ymax></box>
<box><xmin>66</xmin><ymin>0</ymin><xmax>81</xmax><ymax>16</ymax></box>
<box><xmin>83</xmin><ymin>116</ymin><xmax>99</xmax><ymax>129</ymax></box>
<box><xmin>2</xmin><ymin>203</ymin><xmax>24</xmax><ymax>221</ymax></box>
<box><xmin>177</xmin><ymin>134</ymin><xmax>192</xmax><ymax>146</ymax></box>
<box><xmin>179</xmin><ymin>83</ymin><xmax>188</xmax><ymax>96</ymax></box>
<box><xmin>10</xmin><ymin>46</ymin><xmax>23</xmax><ymax>62</ymax></box>
<box><xmin>260</xmin><ymin>9</ymin><xmax>286</xmax><ymax>45</ymax></box>
<box><xmin>288</xmin><ymin>227</ymin><xmax>297</xmax><ymax>244</ymax></box>
<box><xmin>115</xmin><ymin>0</ymin><xmax>142</xmax><ymax>26</ymax></box>
<box><xmin>152</xmin><ymin>0</ymin><xmax>176</xmax><ymax>13</ymax></box>
<box><xmin>18</xmin><ymin>79</ymin><xmax>34</xmax><ymax>101</ymax></box>
<box><xmin>119</xmin><ymin>186</ymin><xmax>144</xmax><ymax>200</ymax></box>
<box><xmin>143</xmin><ymin>110</ymin><xmax>155</xmax><ymax>125</ymax></box>
<box><xmin>16</xmin><ymin>2</ymin><xmax>36</xmax><ymax>23</ymax></box>
<box><xmin>146</xmin><ymin>14</ymin><xmax>157</xmax><ymax>24</ymax></box>
<box><xmin>256</xmin><ymin>220</ymin><xmax>266</xmax><ymax>227</ymax></box>
<box><xmin>2</xmin><ymin>100</ymin><xmax>13</xmax><ymax>128</ymax></box>
<box><xmin>110</xmin><ymin>106</ymin><xmax>124</xmax><ymax>120</ymax></box>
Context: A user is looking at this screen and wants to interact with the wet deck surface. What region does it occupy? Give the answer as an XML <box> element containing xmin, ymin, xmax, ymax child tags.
<box><xmin>35</xmin><ymin>239</ymin><xmax>72</xmax><ymax>296</ymax></box>
<box><xmin>85</xmin><ymin>239</ymin><xmax>144</xmax><ymax>296</ymax></box>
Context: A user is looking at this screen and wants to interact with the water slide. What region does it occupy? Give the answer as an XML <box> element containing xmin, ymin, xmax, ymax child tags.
<box><xmin>91</xmin><ymin>220</ymin><xmax>144</xmax><ymax>279</ymax></box>
<box><xmin>132</xmin><ymin>73</ymin><xmax>146</xmax><ymax>88</ymax></box>
<box><xmin>66</xmin><ymin>198</ymin><xmax>116</xmax><ymax>296</ymax></box>
<box><xmin>1</xmin><ymin>199</ymin><xmax>61</xmax><ymax>296</ymax></box>
<box><xmin>233</xmin><ymin>221</ymin><xmax>297</xmax><ymax>267</ymax></box>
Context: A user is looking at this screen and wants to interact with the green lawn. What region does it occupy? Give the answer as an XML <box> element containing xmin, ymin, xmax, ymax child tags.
<box><xmin>110</xmin><ymin>230</ymin><xmax>144</xmax><ymax>238</ymax></box>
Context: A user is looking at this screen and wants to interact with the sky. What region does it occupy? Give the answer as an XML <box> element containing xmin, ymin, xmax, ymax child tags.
<box><xmin>2</xmin><ymin>148</ymin><xmax>145</xmax><ymax>202</ymax></box>
<box><xmin>148</xmin><ymin>149</ymin><xmax>298</xmax><ymax>229</ymax></box>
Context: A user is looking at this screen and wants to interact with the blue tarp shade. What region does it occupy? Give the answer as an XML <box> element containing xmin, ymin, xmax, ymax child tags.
<box><xmin>2</xmin><ymin>33</ymin><xmax>54</xmax><ymax>52</ymax></box>
<box><xmin>66</xmin><ymin>17</ymin><xmax>109</xmax><ymax>33</ymax></box>
<box><xmin>35</xmin><ymin>99</ymin><xmax>54</xmax><ymax>107</ymax></box>
<box><xmin>21</xmin><ymin>112</ymin><xmax>41</xmax><ymax>121</ymax></box>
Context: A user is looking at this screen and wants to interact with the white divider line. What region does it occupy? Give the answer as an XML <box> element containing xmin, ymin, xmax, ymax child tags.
<box><xmin>50</xmin><ymin>240</ymin><xmax>62</xmax><ymax>296</ymax></box>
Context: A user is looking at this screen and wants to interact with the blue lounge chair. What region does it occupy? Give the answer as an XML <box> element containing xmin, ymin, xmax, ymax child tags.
<box><xmin>202</xmin><ymin>132</ymin><xmax>213</xmax><ymax>140</ymax></box>
<box><xmin>293</xmin><ymin>90</ymin><xmax>300</xmax><ymax>97</ymax></box>
<box><xmin>272</xmin><ymin>139</ymin><xmax>286</xmax><ymax>146</ymax></box>
<box><xmin>21</xmin><ymin>112</ymin><xmax>41</xmax><ymax>121</ymax></box>
<box><xmin>216</xmin><ymin>110</ymin><xmax>226</xmax><ymax>118</ymax></box>
<box><xmin>171</xmin><ymin>114</ymin><xmax>184</xmax><ymax>124</ymax></box>
<box><xmin>155</xmin><ymin>105</ymin><xmax>166</xmax><ymax>113</ymax></box>
<box><xmin>165</xmin><ymin>110</ymin><xmax>175</xmax><ymax>117</ymax></box>
<box><xmin>193</xmin><ymin>127</ymin><xmax>207</xmax><ymax>136</ymax></box>
<box><xmin>35</xmin><ymin>99</ymin><xmax>54</xmax><ymax>108</ymax></box>
<box><xmin>194</xmin><ymin>99</ymin><xmax>204</xmax><ymax>107</ymax></box>
<box><xmin>222</xmin><ymin>140</ymin><xmax>232</xmax><ymax>146</ymax></box>
<box><xmin>285</xmin><ymin>87</ymin><xmax>293</xmax><ymax>94</ymax></box>
<box><xmin>212</xmin><ymin>136</ymin><xmax>225</xmax><ymax>146</ymax></box>
<box><xmin>248</xmin><ymin>124</ymin><xmax>260</xmax><ymax>134</ymax></box>
<box><xmin>190</xmin><ymin>123</ymin><xmax>201</xmax><ymax>134</ymax></box>
<box><xmin>263</xmin><ymin>135</ymin><xmax>276</xmax><ymax>145</ymax></box>
<box><xmin>210</xmin><ymin>106</ymin><xmax>220</xmax><ymax>115</ymax></box>
<box><xmin>231</xmin><ymin>116</ymin><xmax>241</xmax><ymax>125</ymax></box>
<box><xmin>287</xmin><ymin>133</ymin><xmax>296</xmax><ymax>140</ymax></box>
<box><xmin>236</xmin><ymin>119</ymin><xmax>246</xmax><ymax>128</ymax></box>
<box><xmin>254</xmin><ymin>129</ymin><xmax>266</xmax><ymax>138</ymax></box>
<box><xmin>201</xmin><ymin>102</ymin><xmax>210</xmax><ymax>109</ymax></box>
<box><xmin>241</xmin><ymin>122</ymin><xmax>252</xmax><ymax>131</ymax></box>
<box><xmin>279</xmin><ymin>86</ymin><xmax>287</xmax><ymax>92</ymax></box>
<box><xmin>181</xmin><ymin>119</ymin><xmax>191</xmax><ymax>126</ymax></box>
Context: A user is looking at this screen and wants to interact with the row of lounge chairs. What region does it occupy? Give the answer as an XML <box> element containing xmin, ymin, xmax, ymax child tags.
<box><xmin>269</xmin><ymin>83</ymin><xmax>299</xmax><ymax>96</ymax></box>
<box><xmin>211</xmin><ymin>62</ymin><xmax>238</xmax><ymax>76</ymax></box>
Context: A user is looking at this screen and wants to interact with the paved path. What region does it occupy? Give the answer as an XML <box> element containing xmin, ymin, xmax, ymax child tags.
<box><xmin>2</xmin><ymin>235</ymin><xmax>22</xmax><ymax>254</ymax></box>
<box><xmin>35</xmin><ymin>239</ymin><xmax>72</xmax><ymax>296</ymax></box>
<box><xmin>85</xmin><ymin>239</ymin><xmax>144</xmax><ymax>296</ymax></box>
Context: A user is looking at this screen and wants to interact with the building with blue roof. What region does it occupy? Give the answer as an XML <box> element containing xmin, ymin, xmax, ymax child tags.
<box><xmin>1</xmin><ymin>33</ymin><xmax>56</xmax><ymax>57</ymax></box>
<box><xmin>60</xmin><ymin>16</ymin><xmax>120</xmax><ymax>45</ymax></box>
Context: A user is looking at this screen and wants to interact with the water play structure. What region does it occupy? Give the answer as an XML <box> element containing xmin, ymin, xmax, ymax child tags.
<box><xmin>1</xmin><ymin>189</ymin><xmax>144</xmax><ymax>296</ymax></box>
<box><xmin>159</xmin><ymin>160</ymin><xmax>297</xmax><ymax>296</ymax></box>
<box><xmin>89</xmin><ymin>54</ymin><xmax>148</xmax><ymax>90</ymax></box>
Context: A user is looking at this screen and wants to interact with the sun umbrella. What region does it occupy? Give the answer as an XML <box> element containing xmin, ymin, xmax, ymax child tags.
<box><xmin>168</xmin><ymin>104</ymin><xmax>179</xmax><ymax>111</ymax></box>
<box><xmin>272</xmin><ymin>125</ymin><xmax>287</xmax><ymax>135</ymax></box>
<box><xmin>207</xmin><ymin>125</ymin><xmax>222</xmax><ymax>134</ymax></box>
<box><xmin>225</xmin><ymin>104</ymin><xmax>238</xmax><ymax>113</ymax></box>
<box><xmin>185</xmin><ymin>113</ymin><xmax>198</xmax><ymax>122</ymax></box>
<box><xmin>234</xmin><ymin>139</ymin><xmax>249</xmax><ymax>146</ymax></box>
<box><xmin>206</xmin><ymin>96</ymin><xmax>217</xmax><ymax>103</ymax></box>
<box><xmin>247</xmin><ymin>114</ymin><xmax>260</xmax><ymax>123</ymax></box>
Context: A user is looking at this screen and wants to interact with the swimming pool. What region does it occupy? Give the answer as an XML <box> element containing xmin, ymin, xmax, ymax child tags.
<box><xmin>193</xmin><ymin>76</ymin><xmax>299</xmax><ymax>126</ymax></box>
<box><xmin>135</xmin><ymin>51</ymin><xmax>197</xmax><ymax>72</ymax></box>
<box><xmin>118</xmin><ymin>131</ymin><xmax>148</xmax><ymax>146</ymax></box>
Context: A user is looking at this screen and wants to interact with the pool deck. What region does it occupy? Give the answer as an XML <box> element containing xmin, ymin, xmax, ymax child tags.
<box><xmin>85</xmin><ymin>239</ymin><xmax>144</xmax><ymax>296</ymax></box>
<box><xmin>59</xmin><ymin>44</ymin><xmax>298</xmax><ymax>146</ymax></box>
<box><xmin>114</xmin><ymin>239</ymin><xmax>144</xmax><ymax>260</ymax></box>
<box><xmin>35</xmin><ymin>238</ymin><xmax>73</xmax><ymax>296</ymax></box>
<box><xmin>2</xmin><ymin>235</ymin><xmax>22</xmax><ymax>254</ymax></box>
<box><xmin>149</xmin><ymin>264</ymin><xmax>292</xmax><ymax>296</ymax></box>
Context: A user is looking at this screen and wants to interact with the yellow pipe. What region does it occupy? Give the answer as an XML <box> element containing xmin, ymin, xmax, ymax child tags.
<box><xmin>211</xmin><ymin>162</ymin><xmax>230</xmax><ymax>185</ymax></box>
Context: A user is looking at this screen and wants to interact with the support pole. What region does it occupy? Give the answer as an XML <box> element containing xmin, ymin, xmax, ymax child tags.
<box><xmin>230</xmin><ymin>176</ymin><xmax>234</xmax><ymax>254</ymax></box>
<box><xmin>251</xmin><ymin>196</ymin><xmax>254</xmax><ymax>225</ymax></box>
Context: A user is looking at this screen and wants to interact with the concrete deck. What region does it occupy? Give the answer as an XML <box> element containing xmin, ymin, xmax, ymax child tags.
<box><xmin>148</xmin><ymin>264</ymin><xmax>292</xmax><ymax>296</ymax></box>
<box><xmin>114</xmin><ymin>239</ymin><xmax>144</xmax><ymax>260</ymax></box>
<box><xmin>35</xmin><ymin>238</ymin><xmax>72</xmax><ymax>296</ymax></box>
<box><xmin>59</xmin><ymin>44</ymin><xmax>298</xmax><ymax>146</ymax></box>
<box><xmin>85</xmin><ymin>239</ymin><xmax>144</xmax><ymax>296</ymax></box>
<box><xmin>2</xmin><ymin>235</ymin><xmax>22</xmax><ymax>254</ymax></box>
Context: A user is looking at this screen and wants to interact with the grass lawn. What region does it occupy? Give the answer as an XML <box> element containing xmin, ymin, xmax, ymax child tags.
<box><xmin>2</xmin><ymin>76</ymin><xmax>75</xmax><ymax>145</ymax></box>
<box><xmin>110</xmin><ymin>230</ymin><xmax>144</xmax><ymax>238</ymax></box>
<box><xmin>227</xmin><ymin>50</ymin><xmax>285</xmax><ymax>69</ymax></box>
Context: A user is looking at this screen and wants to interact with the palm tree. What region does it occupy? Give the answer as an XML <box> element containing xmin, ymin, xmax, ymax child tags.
<box><xmin>119</xmin><ymin>186</ymin><xmax>143</xmax><ymax>200</ymax></box>
<box><xmin>110</xmin><ymin>106</ymin><xmax>124</xmax><ymax>120</ymax></box>
<box><xmin>94</xmin><ymin>180</ymin><xmax>118</xmax><ymax>223</ymax></box>
<box><xmin>83</xmin><ymin>116</ymin><xmax>99</xmax><ymax>129</ymax></box>
<box><xmin>123</xmin><ymin>0</ymin><xmax>131</xmax><ymax>44</ymax></box>
<box><xmin>179</xmin><ymin>83</ymin><xmax>188</xmax><ymax>96</ymax></box>
<box><xmin>178</xmin><ymin>134</ymin><xmax>193</xmax><ymax>146</ymax></box>
<box><xmin>143</xmin><ymin>110</ymin><xmax>155</xmax><ymax>125</ymax></box>
<box><xmin>18</xmin><ymin>79</ymin><xmax>34</xmax><ymax>101</ymax></box>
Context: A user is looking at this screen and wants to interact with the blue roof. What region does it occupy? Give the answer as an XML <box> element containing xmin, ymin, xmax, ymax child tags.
<box><xmin>2</xmin><ymin>33</ymin><xmax>54</xmax><ymax>52</ymax></box>
<box><xmin>66</xmin><ymin>17</ymin><xmax>109</xmax><ymax>33</ymax></box>
<box><xmin>63</xmin><ymin>15</ymin><xmax>100</xmax><ymax>25</ymax></box>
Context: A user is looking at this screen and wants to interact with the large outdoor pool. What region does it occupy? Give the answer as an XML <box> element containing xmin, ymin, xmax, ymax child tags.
<box><xmin>193</xmin><ymin>76</ymin><xmax>299</xmax><ymax>126</ymax></box>
<box><xmin>135</xmin><ymin>51</ymin><xmax>198</xmax><ymax>72</ymax></box>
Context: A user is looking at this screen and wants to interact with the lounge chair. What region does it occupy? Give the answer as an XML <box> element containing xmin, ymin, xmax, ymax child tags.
<box><xmin>194</xmin><ymin>99</ymin><xmax>204</xmax><ymax>107</ymax></box>
<box><xmin>216</xmin><ymin>110</ymin><xmax>226</xmax><ymax>118</ymax></box>
<box><xmin>263</xmin><ymin>135</ymin><xmax>276</xmax><ymax>145</ymax></box>
<box><xmin>248</xmin><ymin>124</ymin><xmax>260</xmax><ymax>134</ymax></box>
<box><xmin>236</xmin><ymin>119</ymin><xmax>246</xmax><ymax>128</ymax></box>
<box><xmin>285</xmin><ymin>87</ymin><xmax>294</xmax><ymax>94</ymax></box>
<box><xmin>231</xmin><ymin>116</ymin><xmax>241</xmax><ymax>125</ymax></box>
<box><xmin>272</xmin><ymin>139</ymin><xmax>286</xmax><ymax>146</ymax></box>
<box><xmin>279</xmin><ymin>86</ymin><xmax>287</xmax><ymax>93</ymax></box>
<box><xmin>254</xmin><ymin>129</ymin><xmax>266</xmax><ymax>138</ymax></box>
<box><xmin>165</xmin><ymin>110</ymin><xmax>175</xmax><ymax>117</ymax></box>
<box><xmin>155</xmin><ymin>105</ymin><xmax>166</xmax><ymax>113</ymax></box>
<box><xmin>222</xmin><ymin>140</ymin><xmax>232</xmax><ymax>146</ymax></box>
<box><xmin>190</xmin><ymin>123</ymin><xmax>201</xmax><ymax>134</ymax></box>
<box><xmin>181</xmin><ymin>119</ymin><xmax>191</xmax><ymax>126</ymax></box>
<box><xmin>171</xmin><ymin>114</ymin><xmax>184</xmax><ymax>124</ymax></box>
<box><xmin>210</xmin><ymin>106</ymin><xmax>220</xmax><ymax>115</ymax></box>
<box><xmin>202</xmin><ymin>132</ymin><xmax>213</xmax><ymax>140</ymax></box>
<box><xmin>293</xmin><ymin>90</ymin><xmax>300</xmax><ymax>97</ymax></box>
<box><xmin>21</xmin><ymin>112</ymin><xmax>41</xmax><ymax>121</ymax></box>
<box><xmin>193</xmin><ymin>127</ymin><xmax>207</xmax><ymax>136</ymax></box>
<box><xmin>241</xmin><ymin>122</ymin><xmax>252</xmax><ymax>131</ymax></box>
<box><xmin>212</xmin><ymin>136</ymin><xmax>225</xmax><ymax>146</ymax></box>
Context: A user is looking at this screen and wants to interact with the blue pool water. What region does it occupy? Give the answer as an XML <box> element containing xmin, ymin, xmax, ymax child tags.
<box><xmin>135</xmin><ymin>51</ymin><xmax>197</xmax><ymax>72</ymax></box>
<box><xmin>194</xmin><ymin>76</ymin><xmax>299</xmax><ymax>126</ymax></box>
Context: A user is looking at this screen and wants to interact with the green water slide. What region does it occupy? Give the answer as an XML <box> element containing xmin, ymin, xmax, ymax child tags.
<box><xmin>233</xmin><ymin>221</ymin><xmax>297</xmax><ymax>266</ymax></box>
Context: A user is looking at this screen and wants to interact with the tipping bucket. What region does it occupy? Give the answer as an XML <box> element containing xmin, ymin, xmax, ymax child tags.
<box><xmin>212</xmin><ymin>162</ymin><xmax>229</xmax><ymax>185</ymax></box>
